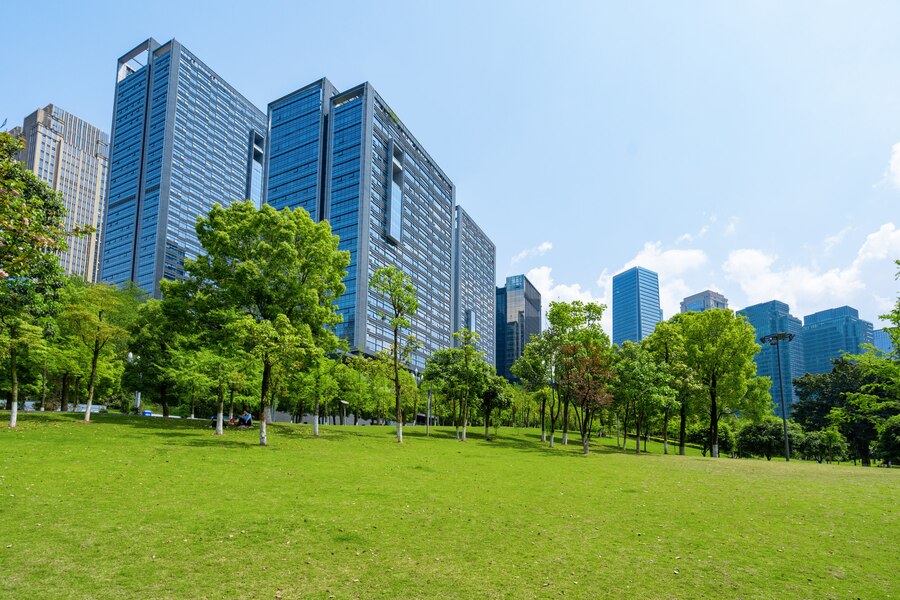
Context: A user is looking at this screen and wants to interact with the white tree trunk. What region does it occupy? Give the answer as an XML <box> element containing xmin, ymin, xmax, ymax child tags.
<box><xmin>314</xmin><ymin>399</ymin><xmax>320</xmax><ymax>437</ymax></box>
<box><xmin>562</xmin><ymin>432</ymin><xmax>568</xmax><ymax>445</ymax></box>
<box><xmin>549</xmin><ymin>434</ymin><xmax>554</xmax><ymax>448</ymax></box>
<box><xmin>711</xmin><ymin>443</ymin><xmax>719</xmax><ymax>458</ymax></box>
<box><xmin>9</xmin><ymin>401</ymin><xmax>17</xmax><ymax>428</ymax></box>
<box><xmin>583</xmin><ymin>437</ymin><xmax>590</xmax><ymax>455</ymax></box>
<box><xmin>541</xmin><ymin>430</ymin><xmax>546</xmax><ymax>443</ymax></box>
<box><xmin>84</xmin><ymin>394</ymin><xmax>93</xmax><ymax>423</ymax></box>
<box><xmin>461</xmin><ymin>423</ymin><xmax>467</xmax><ymax>442</ymax></box>
<box><xmin>215</xmin><ymin>402</ymin><xmax>224</xmax><ymax>436</ymax></box>
<box><xmin>259</xmin><ymin>415</ymin><xmax>268</xmax><ymax>446</ymax></box>
<box><xmin>397</xmin><ymin>421</ymin><xmax>403</xmax><ymax>443</ymax></box>
<box><xmin>663</xmin><ymin>440</ymin><xmax>669</xmax><ymax>454</ymax></box>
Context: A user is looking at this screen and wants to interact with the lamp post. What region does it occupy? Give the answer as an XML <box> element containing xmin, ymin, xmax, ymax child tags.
<box><xmin>760</xmin><ymin>332</ymin><xmax>794</xmax><ymax>462</ymax></box>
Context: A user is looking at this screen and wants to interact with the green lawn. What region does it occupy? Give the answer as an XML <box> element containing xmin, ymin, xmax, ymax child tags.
<box><xmin>1</xmin><ymin>413</ymin><xmax>897</xmax><ymax>599</ymax></box>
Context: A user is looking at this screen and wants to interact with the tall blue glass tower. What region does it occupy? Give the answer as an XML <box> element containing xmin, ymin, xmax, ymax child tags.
<box><xmin>736</xmin><ymin>300</ymin><xmax>804</xmax><ymax>416</ymax></box>
<box><xmin>802</xmin><ymin>306</ymin><xmax>874</xmax><ymax>375</ymax></box>
<box><xmin>266</xmin><ymin>81</ymin><xmax>464</xmax><ymax>370</ymax></box>
<box><xmin>452</xmin><ymin>206</ymin><xmax>496</xmax><ymax>364</ymax></box>
<box><xmin>612</xmin><ymin>266</ymin><xmax>662</xmax><ymax>345</ymax></box>
<box><xmin>101</xmin><ymin>38</ymin><xmax>266</xmax><ymax>297</ymax></box>
<box><xmin>495</xmin><ymin>274</ymin><xmax>541</xmax><ymax>381</ymax></box>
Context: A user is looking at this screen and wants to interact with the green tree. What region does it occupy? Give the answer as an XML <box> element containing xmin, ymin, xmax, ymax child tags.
<box><xmin>512</xmin><ymin>334</ymin><xmax>553</xmax><ymax>442</ymax></box>
<box><xmin>644</xmin><ymin>317</ymin><xmax>696</xmax><ymax>454</ymax></box>
<box><xmin>680</xmin><ymin>309</ymin><xmax>765</xmax><ymax>457</ymax></box>
<box><xmin>613</xmin><ymin>341</ymin><xmax>676</xmax><ymax>454</ymax></box>
<box><xmin>876</xmin><ymin>415</ymin><xmax>900</xmax><ymax>466</ymax></box>
<box><xmin>58</xmin><ymin>280</ymin><xmax>141</xmax><ymax>422</ymax></box>
<box><xmin>0</xmin><ymin>132</ymin><xmax>69</xmax><ymax>427</ymax></box>
<box><xmin>184</xmin><ymin>201</ymin><xmax>348</xmax><ymax>446</ymax></box>
<box><xmin>369</xmin><ymin>265</ymin><xmax>419</xmax><ymax>443</ymax></box>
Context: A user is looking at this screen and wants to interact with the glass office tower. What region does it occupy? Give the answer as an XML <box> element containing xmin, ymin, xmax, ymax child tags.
<box><xmin>612</xmin><ymin>266</ymin><xmax>662</xmax><ymax>345</ymax></box>
<box><xmin>736</xmin><ymin>300</ymin><xmax>804</xmax><ymax>416</ymax></box>
<box><xmin>266</xmin><ymin>81</ymin><xmax>463</xmax><ymax>370</ymax></box>
<box><xmin>101</xmin><ymin>38</ymin><xmax>266</xmax><ymax>296</ymax></box>
<box><xmin>873</xmin><ymin>328</ymin><xmax>895</xmax><ymax>355</ymax></box>
<box><xmin>12</xmin><ymin>104</ymin><xmax>108</xmax><ymax>282</ymax></box>
<box><xmin>802</xmin><ymin>306</ymin><xmax>874</xmax><ymax>375</ymax></box>
<box><xmin>680</xmin><ymin>290</ymin><xmax>728</xmax><ymax>313</ymax></box>
<box><xmin>452</xmin><ymin>206</ymin><xmax>496</xmax><ymax>364</ymax></box>
<box><xmin>495</xmin><ymin>274</ymin><xmax>541</xmax><ymax>381</ymax></box>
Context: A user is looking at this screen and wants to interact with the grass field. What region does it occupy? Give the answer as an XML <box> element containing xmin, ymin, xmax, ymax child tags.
<box><xmin>1</xmin><ymin>413</ymin><xmax>897</xmax><ymax>599</ymax></box>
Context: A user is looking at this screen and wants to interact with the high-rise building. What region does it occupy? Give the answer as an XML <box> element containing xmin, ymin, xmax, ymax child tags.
<box><xmin>802</xmin><ymin>306</ymin><xmax>874</xmax><ymax>375</ymax></box>
<box><xmin>12</xmin><ymin>105</ymin><xmax>108</xmax><ymax>282</ymax></box>
<box><xmin>101</xmin><ymin>38</ymin><xmax>266</xmax><ymax>296</ymax></box>
<box><xmin>873</xmin><ymin>328</ymin><xmax>895</xmax><ymax>355</ymax></box>
<box><xmin>612</xmin><ymin>266</ymin><xmax>662</xmax><ymax>345</ymax></box>
<box><xmin>266</xmin><ymin>80</ymin><xmax>466</xmax><ymax>370</ymax></box>
<box><xmin>452</xmin><ymin>206</ymin><xmax>496</xmax><ymax>364</ymax></box>
<box><xmin>495</xmin><ymin>274</ymin><xmax>541</xmax><ymax>381</ymax></box>
<box><xmin>736</xmin><ymin>300</ymin><xmax>804</xmax><ymax>416</ymax></box>
<box><xmin>680</xmin><ymin>290</ymin><xmax>728</xmax><ymax>313</ymax></box>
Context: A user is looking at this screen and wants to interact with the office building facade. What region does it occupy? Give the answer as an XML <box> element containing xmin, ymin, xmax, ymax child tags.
<box><xmin>736</xmin><ymin>300</ymin><xmax>804</xmax><ymax>416</ymax></box>
<box><xmin>12</xmin><ymin>105</ymin><xmax>109</xmax><ymax>282</ymax></box>
<box><xmin>802</xmin><ymin>306</ymin><xmax>874</xmax><ymax>375</ymax></box>
<box><xmin>612</xmin><ymin>266</ymin><xmax>662</xmax><ymax>345</ymax></box>
<box><xmin>266</xmin><ymin>80</ymin><xmax>462</xmax><ymax>370</ymax></box>
<box><xmin>452</xmin><ymin>206</ymin><xmax>496</xmax><ymax>364</ymax></box>
<box><xmin>495</xmin><ymin>274</ymin><xmax>541</xmax><ymax>381</ymax></box>
<box><xmin>680</xmin><ymin>289</ymin><xmax>728</xmax><ymax>313</ymax></box>
<box><xmin>101</xmin><ymin>38</ymin><xmax>266</xmax><ymax>296</ymax></box>
<box><xmin>873</xmin><ymin>328</ymin><xmax>895</xmax><ymax>355</ymax></box>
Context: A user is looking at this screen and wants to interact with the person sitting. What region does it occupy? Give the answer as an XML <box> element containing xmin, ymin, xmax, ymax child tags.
<box><xmin>238</xmin><ymin>411</ymin><xmax>253</xmax><ymax>428</ymax></box>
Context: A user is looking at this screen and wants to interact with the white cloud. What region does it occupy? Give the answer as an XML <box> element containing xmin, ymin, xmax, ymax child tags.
<box><xmin>884</xmin><ymin>142</ymin><xmax>900</xmax><ymax>189</ymax></box>
<box><xmin>623</xmin><ymin>241</ymin><xmax>708</xmax><ymax>275</ymax></box>
<box><xmin>511</xmin><ymin>241</ymin><xmax>553</xmax><ymax>264</ymax></box>
<box><xmin>823</xmin><ymin>226</ymin><xmax>852</xmax><ymax>253</ymax></box>
<box><xmin>527</xmin><ymin>266</ymin><xmax>610</xmax><ymax>331</ymax></box>
<box><xmin>856</xmin><ymin>222</ymin><xmax>900</xmax><ymax>262</ymax></box>
<box><xmin>724</xmin><ymin>216</ymin><xmax>740</xmax><ymax>237</ymax></box>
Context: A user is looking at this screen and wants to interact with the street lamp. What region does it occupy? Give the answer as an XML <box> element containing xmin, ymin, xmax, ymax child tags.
<box><xmin>760</xmin><ymin>332</ymin><xmax>794</xmax><ymax>462</ymax></box>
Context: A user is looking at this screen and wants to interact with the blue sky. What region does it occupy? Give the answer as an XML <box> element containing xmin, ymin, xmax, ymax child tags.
<box><xmin>4</xmin><ymin>0</ymin><xmax>899</xmax><ymax>329</ymax></box>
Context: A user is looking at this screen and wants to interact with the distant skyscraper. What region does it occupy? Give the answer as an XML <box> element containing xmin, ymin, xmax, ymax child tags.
<box><xmin>266</xmin><ymin>80</ymin><xmax>467</xmax><ymax>369</ymax></box>
<box><xmin>680</xmin><ymin>290</ymin><xmax>728</xmax><ymax>313</ymax></box>
<box><xmin>873</xmin><ymin>328</ymin><xmax>895</xmax><ymax>355</ymax></box>
<box><xmin>12</xmin><ymin>105</ymin><xmax>108</xmax><ymax>282</ymax></box>
<box><xmin>101</xmin><ymin>38</ymin><xmax>266</xmax><ymax>296</ymax></box>
<box><xmin>495</xmin><ymin>274</ymin><xmax>541</xmax><ymax>381</ymax></box>
<box><xmin>802</xmin><ymin>306</ymin><xmax>874</xmax><ymax>375</ymax></box>
<box><xmin>452</xmin><ymin>206</ymin><xmax>496</xmax><ymax>364</ymax></box>
<box><xmin>736</xmin><ymin>300</ymin><xmax>804</xmax><ymax>416</ymax></box>
<box><xmin>612</xmin><ymin>266</ymin><xmax>662</xmax><ymax>345</ymax></box>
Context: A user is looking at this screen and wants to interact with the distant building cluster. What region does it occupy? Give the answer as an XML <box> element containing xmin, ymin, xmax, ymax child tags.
<box><xmin>9</xmin><ymin>36</ymin><xmax>893</xmax><ymax>394</ymax></box>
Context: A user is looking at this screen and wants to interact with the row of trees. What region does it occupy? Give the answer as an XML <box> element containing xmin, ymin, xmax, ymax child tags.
<box><xmin>2</xmin><ymin>129</ymin><xmax>898</xmax><ymax>463</ymax></box>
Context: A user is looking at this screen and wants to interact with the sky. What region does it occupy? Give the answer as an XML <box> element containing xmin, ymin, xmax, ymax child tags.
<box><xmin>3</xmin><ymin>0</ymin><xmax>899</xmax><ymax>331</ymax></box>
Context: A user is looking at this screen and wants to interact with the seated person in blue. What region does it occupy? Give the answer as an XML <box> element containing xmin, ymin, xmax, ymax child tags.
<box><xmin>238</xmin><ymin>410</ymin><xmax>253</xmax><ymax>428</ymax></box>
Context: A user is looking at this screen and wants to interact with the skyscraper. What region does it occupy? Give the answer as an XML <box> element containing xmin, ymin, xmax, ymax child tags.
<box><xmin>266</xmin><ymin>80</ymin><xmax>465</xmax><ymax>369</ymax></box>
<box><xmin>101</xmin><ymin>38</ymin><xmax>266</xmax><ymax>296</ymax></box>
<box><xmin>452</xmin><ymin>206</ymin><xmax>496</xmax><ymax>364</ymax></box>
<box><xmin>736</xmin><ymin>300</ymin><xmax>804</xmax><ymax>416</ymax></box>
<box><xmin>680</xmin><ymin>290</ymin><xmax>728</xmax><ymax>313</ymax></box>
<box><xmin>873</xmin><ymin>328</ymin><xmax>895</xmax><ymax>355</ymax></box>
<box><xmin>612</xmin><ymin>266</ymin><xmax>662</xmax><ymax>345</ymax></box>
<box><xmin>12</xmin><ymin>104</ymin><xmax>108</xmax><ymax>282</ymax></box>
<box><xmin>495</xmin><ymin>274</ymin><xmax>541</xmax><ymax>381</ymax></box>
<box><xmin>802</xmin><ymin>306</ymin><xmax>874</xmax><ymax>375</ymax></box>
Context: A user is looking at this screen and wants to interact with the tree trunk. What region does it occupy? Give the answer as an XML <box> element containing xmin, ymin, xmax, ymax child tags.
<box><xmin>663</xmin><ymin>408</ymin><xmax>670</xmax><ymax>455</ymax></box>
<box><xmin>190</xmin><ymin>395</ymin><xmax>195</xmax><ymax>420</ymax></box>
<box><xmin>709</xmin><ymin>375</ymin><xmax>719</xmax><ymax>458</ymax></box>
<box><xmin>229</xmin><ymin>388</ymin><xmax>235</xmax><ymax>420</ymax></box>
<box><xmin>393</xmin><ymin>325</ymin><xmax>403</xmax><ymax>444</ymax></box>
<box><xmin>215</xmin><ymin>384</ymin><xmax>225</xmax><ymax>436</ymax></box>
<box><xmin>679</xmin><ymin>399</ymin><xmax>687</xmax><ymax>456</ymax></box>
<box><xmin>635</xmin><ymin>416</ymin><xmax>641</xmax><ymax>454</ymax></box>
<box><xmin>160</xmin><ymin>382</ymin><xmax>169</xmax><ymax>418</ymax></box>
<box><xmin>583</xmin><ymin>436</ymin><xmax>590</xmax><ymax>455</ymax></box>
<box><xmin>259</xmin><ymin>360</ymin><xmax>271</xmax><ymax>446</ymax></box>
<box><xmin>484</xmin><ymin>406</ymin><xmax>490</xmax><ymax>441</ymax></box>
<box><xmin>562</xmin><ymin>398</ymin><xmax>569</xmax><ymax>445</ymax></box>
<box><xmin>61</xmin><ymin>373</ymin><xmax>70</xmax><ymax>412</ymax></box>
<box><xmin>84</xmin><ymin>338</ymin><xmax>101</xmax><ymax>423</ymax></box>
<box><xmin>313</xmin><ymin>394</ymin><xmax>320</xmax><ymax>437</ymax></box>
<box><xmin>540</xmin><ymin>395</ymin><xmax>547</xmax><ymax>443</ymax></box>
<box><xmin>859</xmin><ymin>444</ymin><xmax>871</xmax><ymax>467</ymax></box>
<box><xmin>40</xmin><ymin>365</ymin><xmax>48</xmax><ymax>411</ymax></box>
<box><xmin>9</xmin><ymin>346</ymin><xmax>18</xmax><ymax>428</ymax></box>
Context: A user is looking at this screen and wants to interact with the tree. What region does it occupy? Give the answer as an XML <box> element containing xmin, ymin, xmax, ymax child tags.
<box><xmin>680</xmin><ymin>309</ymin><xmax>765</xmax><ymax>458</ymax></box>
<box><xmin>185</xmin><ymin>201</ymin><xmax>348</xmax><ymax>446</ymax></box>
<box><xmin>0</xmin><ymin>132</ymin><xmax>68</xmax><ymax>427</ymax></box>
<box><xmin>876</xmin><ymin>415</ymin><xmax>900</xmax><ymax>466</ymax></box>
<box><xmin>644</xmin><ymin>318</ymin><xmax>695</xmax><ymax>454</ymax></box>
<box><xmin>612</xmin><ymin>341</ymin><xmax>675</xmax><ymax>454</ymax></box>
<box><xmin>478</xmin><ymin>374</ymin><xmax>510</xmax><ymax>441</ymax></box>
<box><xmin>512</xmin><ymin>334</ymin><xmax>553</xmax><ymax>442</ymax></box>
<box><xmin>369</xmin><ymin>265</ymin><xmax>418</xmax><ymax>443</ymax></box>
<box><xmin>58</xmin><ymin>280</ymin><xmax>141</xmax><ymax>422</ymax></box>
